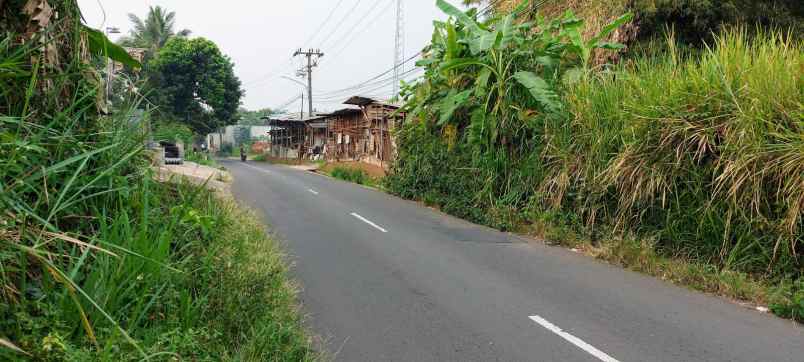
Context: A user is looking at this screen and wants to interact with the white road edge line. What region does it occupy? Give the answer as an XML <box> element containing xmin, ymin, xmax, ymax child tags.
<box><xmin>308</xmin><ymin>189</ymin><xmax>319</xmax><ymax>195</ymax></box>
<box><xmin>350</xmin><ymin>213</ymin><xmax>388</xmax><ymax>233</ymax></box>
<box><xmin>528</xmin><ymin>315</ymin><xmax>620</xmax><ymax>362</ymax></box>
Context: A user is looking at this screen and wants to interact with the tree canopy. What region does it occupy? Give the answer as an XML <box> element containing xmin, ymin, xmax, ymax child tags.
<box><xmin>147</xmin><ymin>37</ymin><xmax>243</xmax><ymax>134</ymax></box>
<box><xmin>119</xmin><ymin>6</ymin><xmax>191</xmax><ymax>57</ymax></box>
<box><xmin>237</xmin><ymin>108</ymin><xmax>275</xmax><ymax>125</ymax></box>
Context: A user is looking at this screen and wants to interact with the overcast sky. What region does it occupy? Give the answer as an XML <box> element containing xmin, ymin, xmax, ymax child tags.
<box><xmin>77</xmin><ymin>0</ymin><xmax>471</xmax><ymax>112</ymax></box>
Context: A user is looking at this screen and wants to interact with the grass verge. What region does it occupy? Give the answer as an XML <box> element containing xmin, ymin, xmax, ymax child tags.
<box><xmin>1</xmin><ymin>178</ymin><xmax>317</xmax><ymax>361</ymax></box>
<box><xmin>526</xmin><ymin>218</ymin><xmax>803</xmax><ymax>321</ymax></box>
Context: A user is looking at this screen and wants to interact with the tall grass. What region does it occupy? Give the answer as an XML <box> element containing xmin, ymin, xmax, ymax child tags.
<box><xmin>387</xmin><ymin>28</ymin><xmax>802</xmax><ymax>319</ymax></box>
<box><xmin>562</xmin><ymin>30</ymin><xmax>802</xmax><ymax>277</ymax></box>
<box><xmin>1</xmin><ymin>1</ymin><xmax>315</xmax><ymax>359</ymax></box>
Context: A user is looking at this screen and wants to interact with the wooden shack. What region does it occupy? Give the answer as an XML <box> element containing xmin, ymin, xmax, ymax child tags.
<box><xmin>265</xmin><ymin>115</ymin><xmax>307</xmax><ymax>159</ymax></box>
<box><xmin>325</xmin><ymin>107</ymin><xmax>364</xmax><ymax>162</ymax></box>
<box><xmin>343</xmin><ymin>96</ymin><xmax>403</xmax><ymax>168</ymax></box>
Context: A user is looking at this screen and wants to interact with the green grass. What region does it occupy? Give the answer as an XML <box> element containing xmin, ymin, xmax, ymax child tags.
<box><xmin>185</xmin><ymin>150</ymin><xmax>219</xmax><ymax>167</ymax></box>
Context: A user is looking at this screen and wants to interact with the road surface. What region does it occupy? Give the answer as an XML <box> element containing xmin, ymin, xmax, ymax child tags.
<box><xmin>223</xmin><ymin>160</ymin><xmax>803</xmax><ymax>362</ymax></box>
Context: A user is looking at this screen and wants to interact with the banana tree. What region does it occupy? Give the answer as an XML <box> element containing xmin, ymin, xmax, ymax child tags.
<box><xmin>403</xmin><ymin>0</ymin><xmax>631</xmax><ymax>151</ymax></box>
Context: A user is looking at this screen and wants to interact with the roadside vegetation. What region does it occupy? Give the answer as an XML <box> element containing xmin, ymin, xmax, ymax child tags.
<box><xmin>387</xmin><ymin>0</ymin><xmax>802</xmax><ymax>321</ymax></box>
<box><xmin>1</xmin><ymin>1</ymin><xmax>314</xmax><ymax>359</ymax></box>
<box><xmin>318</xmin><ymin>162</ymin><xmax>384</xmax><ymax>188</ymax></box>
<box><xmin>330</xmin><ymin>167</ymin><xmax>371</xmax><ymax>186</ymax></box>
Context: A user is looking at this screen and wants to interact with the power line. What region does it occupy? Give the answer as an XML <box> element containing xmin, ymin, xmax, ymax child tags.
<box><xmin>315</xmin><ymin>65</ymin><xmax>422</xmax><ymax>98</ymax></box>
<box><xmin>244</xmin><ymin>0</ymin><xmax>349</xmax><ymax>87</ymax></box>
<box><xmin>273</xmin><ymin>94</ymin><xmax>302</xmax><ymax>111</ymax></box>
<box><xmin>301</xmin><ymin>0</ymin><xmax>348</xmax><ymax>47</ymax></box>
<box><xmin>320</xmin><ymin>0</ymin><xmax>386</xmax><ymax>54</ymax></box>
<box><xmin>243</xmin><ymin>57</ymin><xmax>296</xmax><ymax>86</ymax></box>
<box><xmin>323</xmin><ymin>0</ymin><xmax>395</xmax><ymax>64</ymax></box>
<box><xmin>314</xmin><ymin>67</ymin><xmax>422</xmax><ymax>101</ymax></box>
<box><xmin>313</xmin><ymin>66</ymin><xmax>421</xmax><ymax>101</ymax></box>
<box><xmin>315</xmin><ymin>0</ymin><xmax>365</xmax><ymax>49</ymax></box>
<box><xmin>313</xmin><ymin>68</ymin><xmax>419</xmax><ymax>101</ymax></box>
<box><xmin>314</xmin><ymin>52</ymin><xmax>421</xmax><ymax>97</ymax></box>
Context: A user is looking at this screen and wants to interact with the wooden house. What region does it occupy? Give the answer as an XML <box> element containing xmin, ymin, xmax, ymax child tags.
<box><xmin>265</xmin><ymin>115</ymin><xmax>308</xmax><ymax>159</ymax></box>
<box><xmin>342</xmin><ymin>96</ymin><xmax>403</xmax><ymax>168</ymax></box>
<box><xmin>324</xmin><ymin>107</ymin><xmax>364</xmax><ymax>162</ymax></box>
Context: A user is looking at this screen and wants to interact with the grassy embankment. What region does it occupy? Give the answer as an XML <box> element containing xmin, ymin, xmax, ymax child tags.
<box><xmin>385</xmin><ymin>2</ymin><xmax>802</xmax><ymax>322</ymax></box>
<box><xmin>320</xmin><ymin>162</ymin><xmax>384</xmax><ymax>188</ymax></box>
<box><xmin>1</xmin><ymin>1</ymin><xmax>315</xmax><ymax>359</ymax></box>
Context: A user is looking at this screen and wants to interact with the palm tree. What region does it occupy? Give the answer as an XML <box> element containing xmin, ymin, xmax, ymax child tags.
<box><xmin>120</xmin><ymin>6</ymin><xmax>190</xmax><ymax>54</ymax></box>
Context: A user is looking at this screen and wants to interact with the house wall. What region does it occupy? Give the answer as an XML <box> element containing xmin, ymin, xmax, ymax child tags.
<box><xmin>362</xmin><ymin>103</ymin><xmax>400</xmax><ymax>169</ymax></box>
<box><xmin>321</xmin><ymin>104</ymin><xmax>401</xmax><ymax>168</ymax></box>
<box><xmin>326</xmin><ymin>112</ymin><xmax>365</xmax><ymax>162</ymax></box>
<box><xmin>205</xmin><ymin>133</ymin><xmax>222</xmax><ymax>152</ymax></box>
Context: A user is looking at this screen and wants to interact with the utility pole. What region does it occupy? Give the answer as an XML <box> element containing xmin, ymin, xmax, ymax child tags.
<box><xmin>393</xmin><ymin>0</ymin><xmax>405</xmax><ymax>97</ymax></box>
<box><xmin>300</xmin><ymin>93</ymin><xmax>304</xmax><ymax>119</ymax></box>
<box><xmin>104</xmin><ymin>26</ymin><xmax>121</xmax><ymax>108</ymax></box>
<box><xmin>293</xmin><ymin>48</ymin><xmax>324</xmax><ymax>118</ymax></box>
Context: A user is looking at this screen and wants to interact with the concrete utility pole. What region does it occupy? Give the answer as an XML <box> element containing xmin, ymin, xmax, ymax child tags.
<box><xmin>104</xmin><ymin>26</ymin><xmax>121</xmax><ymax>107</ymax></box>
<box><xmin>293</xmin><ymin>48</ymin><xmax>324</xmax><ymax>118</ymax></box>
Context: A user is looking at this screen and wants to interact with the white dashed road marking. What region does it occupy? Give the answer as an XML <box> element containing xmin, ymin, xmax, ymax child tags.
<box><xmin>351</xmin><ymin>213</ymin><xmax>388</xmax><ymax>233</ymax></box>
<box><xmin>529</xmin><ymin>315</ymin><xmax>620</xmax><ymax>362</ymax></box>
<box><xmin>308</xmin><ymin>189</ymin><xmax>319</xmax><ymax>195</ymax></box>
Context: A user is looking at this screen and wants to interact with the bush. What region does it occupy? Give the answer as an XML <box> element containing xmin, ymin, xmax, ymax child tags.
<box><xmin>331</xmin><ymin>167</ymin><xmax>369</xmax><ymax>185</ymax></box>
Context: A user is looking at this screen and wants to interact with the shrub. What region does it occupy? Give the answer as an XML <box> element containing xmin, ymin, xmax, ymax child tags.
<box><xmin>331</xmin><ymin>167</ymin><xmax>369</xmax><ymax>185</ymax></box>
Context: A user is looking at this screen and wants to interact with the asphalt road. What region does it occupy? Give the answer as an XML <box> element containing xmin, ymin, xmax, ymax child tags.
<box><xmin>223</xmin><ymin>160</ymin><xmax>803</xmax><ymax>362</ymax></box>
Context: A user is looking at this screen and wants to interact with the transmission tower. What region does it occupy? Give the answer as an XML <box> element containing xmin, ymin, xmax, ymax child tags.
<box><xmin>392</xmin><ymin>0</ymin><xmax>405</xmax><ymax>98</ymax></box>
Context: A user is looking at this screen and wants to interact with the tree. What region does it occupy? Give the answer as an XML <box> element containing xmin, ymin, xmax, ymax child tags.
<box><xmin>237</xmin><ymin>108</ymin><xmax>275</xmax><ymax>125</ymax></box>
<box><xmin>119</xmin><ymin>6</ymin><xmax>191</xmax><ymax>56</ymax></box>
<box><xmin>147</xmin><ymin>37</ymin><xmax>243</xmax><ymax>134</ymax></box>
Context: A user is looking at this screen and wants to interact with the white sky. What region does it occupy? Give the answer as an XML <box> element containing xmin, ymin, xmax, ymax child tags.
<box><xmin>77</xmin><ymin>0</ymin><xmax>470</xmax><ymax>112</ymax></box>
